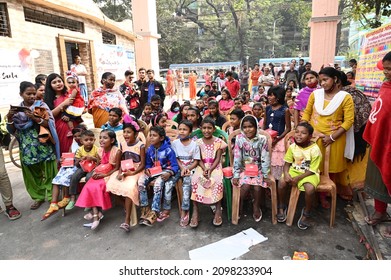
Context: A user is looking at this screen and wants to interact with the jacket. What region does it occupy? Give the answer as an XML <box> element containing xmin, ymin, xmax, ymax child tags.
<box><xmin>140</xmin><ymin>80</ymin><xmax>165</xmax><ymax>108</ymax></box>
<box><xmin>145</xmin><ymin>136</ymin><xmax>179</xmax><ymax>175</ymax></box>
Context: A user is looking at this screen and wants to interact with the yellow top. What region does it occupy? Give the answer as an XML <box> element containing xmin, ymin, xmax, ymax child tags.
<box><xmin>302</xmin><ymin>92</ymin><xmax>354</xmax><ymax>173</ymax></box>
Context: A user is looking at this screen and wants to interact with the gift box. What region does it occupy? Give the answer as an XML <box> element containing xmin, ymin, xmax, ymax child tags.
<box><xmin>222</xmin><ymin>167</ymin><xmax>233</xmax><ymax>178</ymax></box>
<box><xmin>244</xmin><ymin>163</ymin><xmax>258</xmax><ymax>177</ymax></box>
<box><xmin>149</xmin><ymin>161</ymin><xmax>163</xmax><ymax>177</ymax></box>
<box><xmin>79</xmin><ymin>160</ymin><xmax>96</xmax><ymax>173</ymax></box>
<box><xmin>121</xmin><ymin>159</ymin><xmax>135</xmax><ymax>171</ymax></box>
<box><xmin>265</xmin><ymin>128</ymin><xmax>278</xmax><ymax>138</ymax></box>
<box><xmin>61</xmin><ymin>153</ymin><xmax>74</xmax><ymax>167</ymax></box>
<box><xmin>94</xmin><ymin>163</ymin><xmax>113</xmax><ymax>175</ymax></box>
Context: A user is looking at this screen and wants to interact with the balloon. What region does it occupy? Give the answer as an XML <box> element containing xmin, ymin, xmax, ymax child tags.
<box><xmin>30</xmin><ymin>50</ymin><xmax>40</xmax><ymax>59</ymax></box>
<box><xmin>377</xmin><ymin>60</ymin><xmax>384</xmax><ymax>70</ymax></box>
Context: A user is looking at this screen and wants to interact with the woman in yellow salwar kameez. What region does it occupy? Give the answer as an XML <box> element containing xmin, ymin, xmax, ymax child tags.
<box><xmin>302</xmin><ymin>67</ymin><xmax>354</xmax><ymax>208</ymax></box>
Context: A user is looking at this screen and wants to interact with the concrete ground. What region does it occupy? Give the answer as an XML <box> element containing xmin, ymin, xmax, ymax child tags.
<box><xmin>0</xmin><ymin>159</ymin><xmax>369</xmax><ymax>260</ymax></box>
<box><xmin>0</xmin><ymin>87</ymin><xmax>373</xmax><ymax>260</ymax></box>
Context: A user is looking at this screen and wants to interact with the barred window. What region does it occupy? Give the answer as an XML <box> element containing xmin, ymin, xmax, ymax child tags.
<box><xmin>102</xmin><ymin>30</ymin><xmax>116</xmax><ymax>45</ymax></box>
<box><xmin>24</xmin><ymin>7</ymin><xmax>84</xmax><ymax>33</ymax></box>
<box><xmin>0</xmin><ymin>3</ymin><xmax>11</xmax><ymax>37</ymax></box>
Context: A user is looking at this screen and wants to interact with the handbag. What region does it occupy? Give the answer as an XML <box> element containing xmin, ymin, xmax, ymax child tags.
<box><xmin>61</xmin><ymin>153</ymin><xmax>74</xmax><ymax>167</ymax></box>
<box><xmin>79</xmin><ymin>160</ymin><xmax>97</xmax><ymax>173</ymax></box>
<box><xmin>94</xmin><ymin>163</ymin><xmax>113</xmax><ymax>175</ymax></box>
<box><xmin>265</xmin><ymin>128</ymin><xmax>278</xmax><ymax>139</ymax></box>
<box><xmin>244</xmin><ymin>163</ymin><xmax>258</xmax><ymax>177</ymax></box>
<box><xmin>121</xmin><ymin>159</ymin><xmax>135</xmax><ymax>171</ymax></box>
<box><xmin>38</xmin><ymin>126</ymin><xmax>54</xmax><ymax>144</ymax></box>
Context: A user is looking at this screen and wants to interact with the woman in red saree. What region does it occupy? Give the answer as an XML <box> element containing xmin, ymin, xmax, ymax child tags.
<box><xmin>363</xmin><ymin>52</ymin><xmax>391</xmax><ymax>238</ymax></box>
<box><xmin>44</xmin><ymin>73</ymin><xmax>80</xmax><ymax>155</ymax></box>
<box><xmin>88</xmin><ymin>72</ymin><xmax>129</xmax><ymax>128</ymax></box>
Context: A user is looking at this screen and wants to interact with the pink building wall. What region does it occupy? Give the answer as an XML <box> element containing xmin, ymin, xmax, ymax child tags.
<box><xmin>132</xmin><ymin>0</ymin><xmax>161</xmax><ymax>74</ymax></box>
<box><xmin>309</xmin><ymin>0</ymin><xmax>340</xmax><ymax>71</ymax></box>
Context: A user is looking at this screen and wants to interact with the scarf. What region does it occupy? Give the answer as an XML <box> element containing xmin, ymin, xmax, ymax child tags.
<box><xmin>12</xmin><ymin>100</ymin><xmax>60</xmax><ymax>159</ymax></box>
<box><xmin>293</xmin><ymin>85</ymin><xmax>319</xmax><ymax>111</ymax></box>
<box><xmin>363</xmin><ymin>81</ymin><xmax>391</xmax><ymax>194</ymax></box>
<box><xmin>313</xmin><ymin>88</ymin><xmax>355</xmax><ymax>161</ymax></box>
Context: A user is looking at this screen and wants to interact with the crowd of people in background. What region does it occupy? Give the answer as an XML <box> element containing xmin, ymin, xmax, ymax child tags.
<box><xmin>1</xmin><ymin>52</ymin><xmax>390</xmax><ymax>238</ymax></box>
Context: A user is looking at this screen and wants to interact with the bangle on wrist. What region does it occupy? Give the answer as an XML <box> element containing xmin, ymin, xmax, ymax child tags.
<box><xmin>329</xmin><ymin>134</ymin><xmax>336</xmax><ymax>142</ymax></box>
<box><xmin>6</xmin><ymin>121</ymin><xmax>14</xmax><ymax>125</ymax></box>
<box><xmin>37</xmin><ymin>118</ymin><xmax>44</xmax><ymax>124</ymax></box>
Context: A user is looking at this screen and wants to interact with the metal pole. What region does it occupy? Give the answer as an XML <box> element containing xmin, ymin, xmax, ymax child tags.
<box><xmin>272</xmin><ymin>20</ymin><xmax>277</xmax><ymax>57</ymax></box>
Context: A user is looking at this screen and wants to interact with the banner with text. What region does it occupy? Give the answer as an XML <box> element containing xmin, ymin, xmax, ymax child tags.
<box><xmin>95</xmin><ymin>44</ymin><xmax>136</xmax><ymax>85</ymax></box>
<box><xmin>355</xmin><ymin>22</ymin><xmax>391</xmax><ymax>100</ymax></box>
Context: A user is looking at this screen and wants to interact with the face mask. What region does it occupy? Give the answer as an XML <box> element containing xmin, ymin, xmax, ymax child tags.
<box><xmin>307</xmin><ymin>81</ymin><xmax>318</xmax><ymax>88</ymax></box>
<box><xmin>173</xmin><ymin>107</ymin><xmax>180</xmax><ymax>112</ymax></box>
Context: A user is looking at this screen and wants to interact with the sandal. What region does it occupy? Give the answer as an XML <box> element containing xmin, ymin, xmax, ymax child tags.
<box><xmin>189</xmin><ymin>217</ymin><xmax>199</xmax><ymax>228</ymax></box>
<box><xmin>253</xmin><ymin>208</ymin><xmax>263</xmax><ymax>223</ymax></box>
<box><xmin>120</xmin><ymin>223</ymin><xmax>130</xmax><ymax>232</ymax></box>
<box><xmin>157</xmin><ymin>211</ymin><xmax>170</xmax><ymax>222</ymax></box>
<box><xmin>41</xmin><ymin>203</ymin><xmax>59</xmax><ymax>221</ymax></box>
<box><xmin>297</xmin><ymin>208</ymin><xmax>311</xmax><ymax>230</ymax></box>
<box><xmin>180</xmin><ymin>212</ymin><xmax>190</xmax><ymax>227</ymax></box>
<box><xmin>57</xmin><ymin>197</ymin><xmax>70</xmax><ymax>208</ymax></box>
<box><xmin>277</xmin><ymin>206</ymin><xmax>287</xmax><ymax>223</ymax></box>
<box><xmin>381</xmin><ymin>226</ymin><xmax>391</xmax><ymax>238</ymax></box>
<box><xmin>30</xmin><ymin>200</ymin><xmax>44</xmax><ymax>210</ymax></box>
<box><xmin>65</xmin><ymin>200</ymin><xmax>76</xmax><ymax>210</ymax></box>
<box><xmin>91</xmin><ymin>213</ymin><xmax>104</xmax><ymax>230</ymax></box>
<box><xmin>364</xmin><ymin>211</ymin><xmax>391</xmax><ymax>226</ymax></box>
<box><xmin>5</xmin><ymin>205</ymin><xmax>22</xmax><ymax>220</ymax></box>
<box><xmin>213</xmin><ymin>215</ymin><xmax>223</xmax><ymax>227</ymax></box>
<box><xmin>141</xmin><ymin>210</ymin><xmax>157</xmax><ymax>227</ymax></box>
<box><xmin>84</xmin><ymin>212</ymin><xmax>103</xmax><ymax>221</ymax></box>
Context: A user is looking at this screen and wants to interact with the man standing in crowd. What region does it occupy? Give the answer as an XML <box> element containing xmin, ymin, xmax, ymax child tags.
<box><xmin>239</xmin><ymin>65</ymin><xmax>249</xmax><ymax>93</ymax></box>
<box><xmin>70</xmin><ymin>55</ymin><xmax>88</xmax><ymax>107</ymax></box>
<box><xmin>284</xmin><ymin>63</ymin><xmax>299</xmax><ymax>87</ymax></box>
<box><xmin>225</xmin><ymin>71</ymin><xmax>240</xmax><ymax>98</ymax></box>
<box><xmin>231</xmin><ymin>66</ymin><xmax>239</xmax><ymax>81</ymax></box>
<box><xmin>140</xmin><ymin>69</ymin><xmax>165</xmax><ymax>109</ymax></box>
<box><xmin>258</xmin><ymin>66</ymin><xmax>275</xmax><ymax>94</ymax></box>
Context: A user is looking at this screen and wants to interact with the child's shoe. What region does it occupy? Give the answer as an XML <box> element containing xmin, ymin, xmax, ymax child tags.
<box><xmin>157</xmin><ymin>210</ymin><xmax>170</xmax><ymax>222</ymax></box>
<box><xmin>5</xmin><ymin>205</ymin><xmax>22</xmax><ymax>220</ymax></box>
<box><xmin>65</xmin><ymin>200</ymin><xmax>75</xmax><ymax>210</ymax></box>
<box><xmin>139</xmin><ymin>206</ymin><xmax>150</xmax><ymax>224</ymax></box>
<box><xmin>57</xmin><ymin>197</ymin><xmax>70</xmax><ymax>208</ymax></box>
<box><xmin>41</xmin><ymin>203</ymin><xmax>59</xmax><ymax>221</ymax></box>
<box><xmin>142</xmin><ymin>210</ymin><xmax>157</xmax><ymax>227</ymax></box>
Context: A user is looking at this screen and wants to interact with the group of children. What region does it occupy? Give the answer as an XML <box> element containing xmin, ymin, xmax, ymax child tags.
<box><xmin>37</xmin><ymin>68</ymin><xmax>325</xmax><ymax>232</ymax></box>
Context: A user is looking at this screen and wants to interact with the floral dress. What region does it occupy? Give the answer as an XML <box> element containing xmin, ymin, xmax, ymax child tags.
<box><xmin>191</xmin><ymin>137</ymin><xmax>227</xmax><ymax>204</ymax></box>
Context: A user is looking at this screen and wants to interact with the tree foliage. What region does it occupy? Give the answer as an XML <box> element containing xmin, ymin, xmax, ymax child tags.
<box><xmin>350</xmin><ymin>0</ymin><xmax>391</xmax><ymax>28</ymax></box>
<box><xmin>93</xmin><ymin>0</ymin><xmax>132</xmax><ymax>21</ymax></box>
<box><xmin>156</xmin><ymin>0</ymin><xmax>312</xmax><ymax>67</ymax></box>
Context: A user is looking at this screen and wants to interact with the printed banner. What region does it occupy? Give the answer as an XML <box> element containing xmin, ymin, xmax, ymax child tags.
<box><xmin>0</xmin><ymin>48</ymin><xmax>33</xmax><ymax>109</ymax></box>
<box><xmin>95</xmin><ymin>44</ymin><xmax>136</xmax><ymax>84</ymax></box>
<box><xmin>355</xmin><ymin>23</ymin><xmax>391</xmax><ymax>100</ymax></box>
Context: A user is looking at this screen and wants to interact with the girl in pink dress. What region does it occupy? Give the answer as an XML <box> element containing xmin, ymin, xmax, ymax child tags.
<box><xmin>191</xmin><ymin>118</ymin><xmax>227</xmax><ymax>227</ymax></box>
<box><xmin>76</xmin><ymin>130</ymin><xmax>121</xmax><ymax>230</ymax></box>
<box><xmin>218</xmin><ymin>88</ymin><xmax>235</xmax><ymax>116</ymax></box>
<box><xmin>106</xmin><ymin>116</ymin><xmax>146</xmax><ymax>232</ymax></box>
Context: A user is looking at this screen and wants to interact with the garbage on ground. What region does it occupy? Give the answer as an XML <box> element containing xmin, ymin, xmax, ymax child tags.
<box><xmin>292</xmin><ymin>251</ymin><xmax>309</xmax><ymax>260</ymax></box>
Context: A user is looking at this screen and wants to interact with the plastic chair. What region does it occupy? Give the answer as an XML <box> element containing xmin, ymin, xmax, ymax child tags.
<box><xmin>228</xmin><ymin>129</ymin><xmax>277</xmax><ymax>225</ymax></box>
<box><xmin>166</xmin><ymin>127</ymin><xmax>179</xmax><ymax>143</ymax></box>
<box><xmin>138</xmin><ymin>119</ymin><xmax>149</xmax><ymax>139</ymax></box>
<box><xmin>190</xmin><ymin>127</ymin><xmax>232</xmax><ymax>221</ymax></box>
<box><xmin>285</xmin><ymin>131</ymin><xmax>337</xmax><ymax>228</ymax></box>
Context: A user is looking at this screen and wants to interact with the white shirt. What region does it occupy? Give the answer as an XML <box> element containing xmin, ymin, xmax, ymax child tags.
<box><xmin>71</xmin><ymin>63</ymin><xmax>87</xmax><ymax>84</ymax></box>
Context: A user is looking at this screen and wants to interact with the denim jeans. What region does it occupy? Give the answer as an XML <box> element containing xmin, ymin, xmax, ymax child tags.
<box><xmin>138</xmin><ymin>173</ymin><xmax>165</xmax><ymax>212</ymax></box>
<box><xmin>69</xmin><ymin>168</ymin><xmax>93</xmax><ymax>195</ymax></box>
<box><xmin>162</xmin><ymin>172</ymin><xmax>181</xmax><ymax>211</ymax></box>
<box><xmin>180</xmin><ymin>176</ymin><xmax>192</xmax><ymax>211</ymax></box>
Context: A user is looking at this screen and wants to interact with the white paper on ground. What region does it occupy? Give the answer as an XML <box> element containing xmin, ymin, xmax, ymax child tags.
<box><xmin>189</xmin><ymin>228</ymin><xmax>268</xmax><ymax>260</ymax></box>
